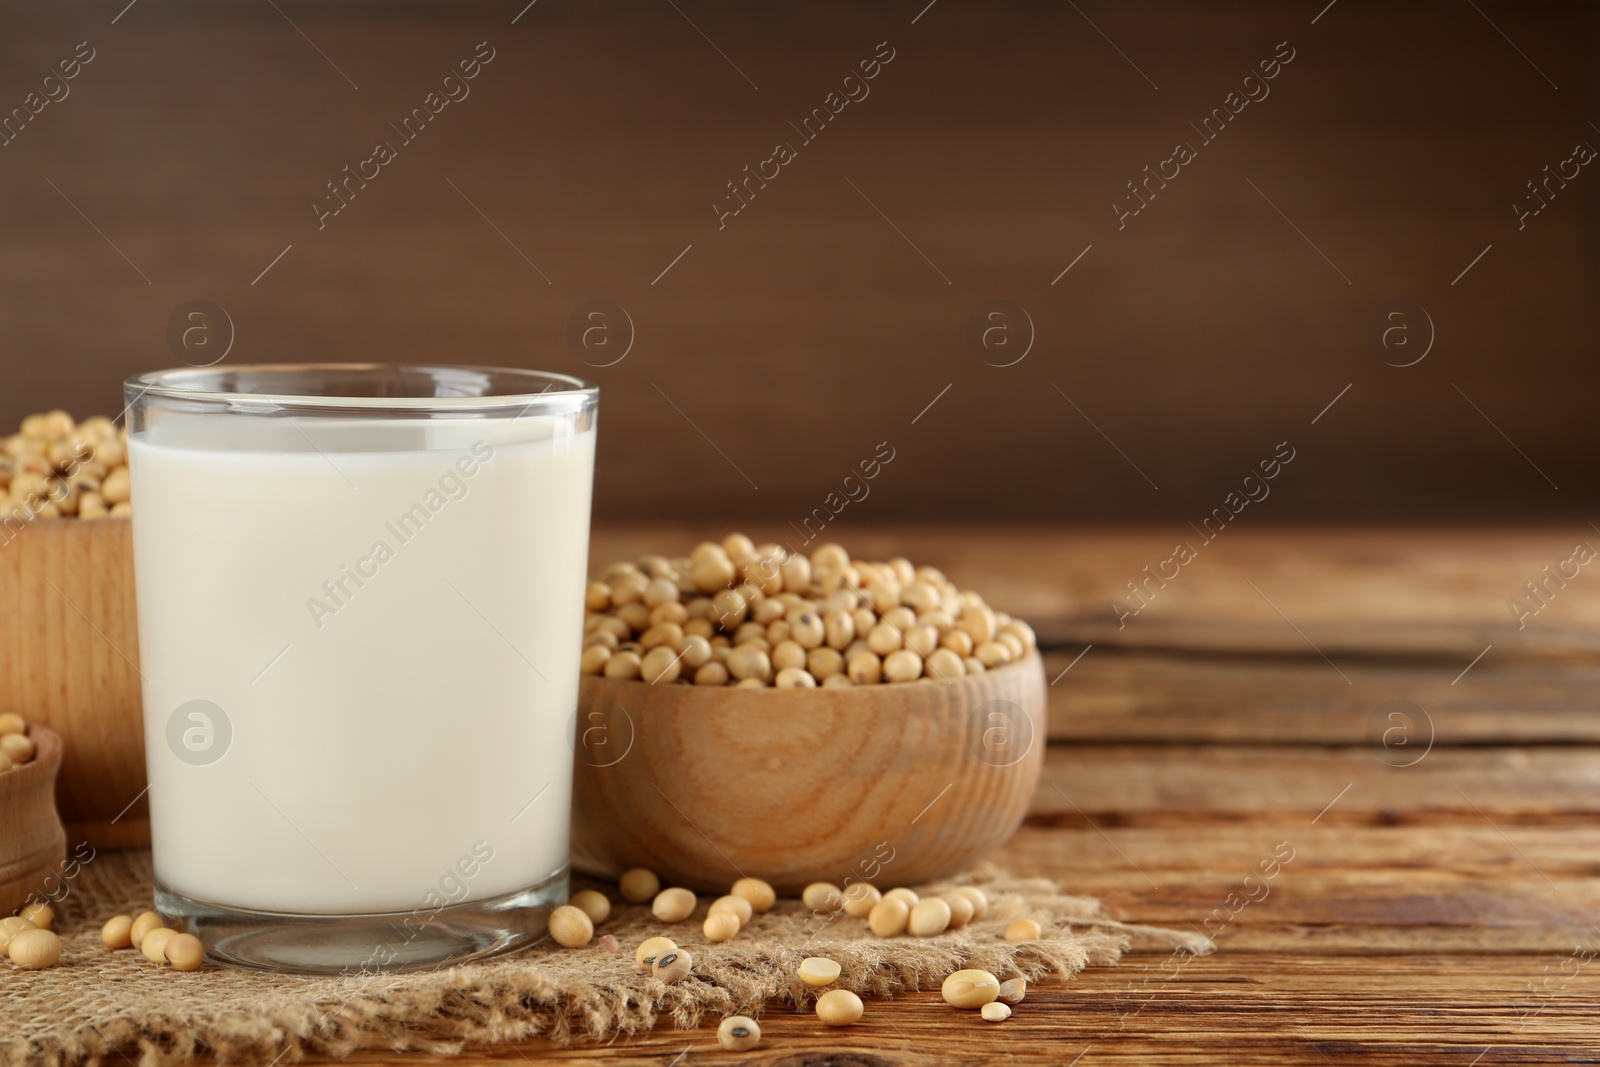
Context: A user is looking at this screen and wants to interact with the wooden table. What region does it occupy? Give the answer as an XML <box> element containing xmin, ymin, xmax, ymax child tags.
<box><xmin>285</xmin><ymin>526</ymin><xmax>1600</xmax><ymax>1064</ymax></box>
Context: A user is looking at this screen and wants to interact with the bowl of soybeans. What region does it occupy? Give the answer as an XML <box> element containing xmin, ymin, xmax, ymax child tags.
<box><xmin>0</xmin><ymin>410</ymin><xmax>145</xmax><ymax>844</ymax></box>
<box><xmin>570</xmin><ymin>535</ymin><xmax>1048</xmax><ymax>894</ymax></box>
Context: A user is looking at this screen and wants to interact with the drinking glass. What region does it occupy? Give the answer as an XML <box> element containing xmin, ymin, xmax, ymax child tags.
<box><xmin>125</xmin><ymin>364</ymin><xmax>597</xmax><ymax>973</ymax></box>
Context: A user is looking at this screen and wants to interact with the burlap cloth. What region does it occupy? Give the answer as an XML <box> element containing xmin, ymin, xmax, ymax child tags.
<box><xmin>1</xmin><ymin>850</ymin><xmax>1209</xmax><ymax>1067</ymax></box>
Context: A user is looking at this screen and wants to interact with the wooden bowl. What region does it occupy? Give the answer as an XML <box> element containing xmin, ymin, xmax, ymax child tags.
<box><xmin>570</xmin><ymin>653</ymin><xmax>1047</xmax><ymax>894</ymax></box>
<box><xmin>0</xmin><ymin>726</ymin><xmax>68</xmax><ymax>916</ymax></box>
<box><xmin>0</xmin><ymin>517</ymin><xmax>145</xmax><ymax>846</ymax></box>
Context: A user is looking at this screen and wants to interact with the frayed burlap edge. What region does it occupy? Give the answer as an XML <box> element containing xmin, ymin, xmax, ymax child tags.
<box><xmin>2</xmin><ymin>852</ymin><xmax>1210</xmax><ymax>1067</ymax></box>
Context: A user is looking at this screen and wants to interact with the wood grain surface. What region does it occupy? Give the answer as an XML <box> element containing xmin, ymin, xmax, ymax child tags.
<box><xmin>132</xmin><ymin>522</ymin><xmax>1588</xmax><ymax>1065</ymax></box>
<box><xmin>0</xmin><ymin>1</ymin><xmax>1596</xmax><ymax>523</ymax></box>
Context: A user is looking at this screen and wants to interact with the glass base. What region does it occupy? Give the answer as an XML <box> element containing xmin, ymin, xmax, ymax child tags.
<box><xmin>154</xmin><ymin>867</ymin><xmax>567</xmax><ymax>975</ymax></box>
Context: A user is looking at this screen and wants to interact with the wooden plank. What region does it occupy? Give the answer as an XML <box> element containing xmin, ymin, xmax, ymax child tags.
<box><xmin>1043</xmin><ymin>649</ymin><xmax>1600</xmax><ymax>744</ymax></box>
<box><xmin>998</xmin><ymin>825</ymin><xmax>1600</xmax><ymax>954</ymax></box>
<box><xmin>1011</xmin><ymin>822</ymin><xmax>1600</xmax><ymax>877</ymax></box>
<box><xmin>2</xmin><ymin>3</ymin><xmax>1595</xmax><ymax>528</ymax></box>
<box><xmin>276</xmin><ymin>956</ymin><xmax>1600</xmax><ymax>1066</ymax></box>
<box><xmin>167</xmin><ymin>814</ymin><xmax>1600</xmax><ymax>1062</ymax></box>
<box><xmin>169</xmin><ymin>765</ymin><xmax>1600</xmax><ymax>1062</ymax></box>
<box><xmin>277</xmin><ymin>819</ymin><xmax>1600</xmax><ymax>1062</ymax></box>
<box><xmin>589</xmin><ymin>526</ymin><xmax>1600</xmax><ymax>662</ymax></box>
<box><xmin>1034</xmin><ymin>744</ymin><xmax>1600</xmax><ymax>821</ymax></box>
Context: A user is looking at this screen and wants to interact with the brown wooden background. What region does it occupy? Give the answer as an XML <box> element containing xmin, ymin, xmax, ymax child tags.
<box><xmin>1</xmin><ymin>0</ymin><xmax>1596</xmax><ymax>523</ymax></box>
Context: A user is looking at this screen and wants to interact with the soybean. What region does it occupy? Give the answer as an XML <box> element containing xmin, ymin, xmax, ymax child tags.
<box><xmin>708</xmin><ymin>894</ymin><xmax>753</xmax><ymax>928</ymax></box>
<box><xmin>866</xmin><ymin>623</ymin><xmax>903</xmax><ymax>655</ymax></box>
<box><xmin>652</xmin><ymin>887</ymin><xmax>697</xmax><ymax>923</ymax></box>
<box><xmin>883</xmin><ymin>887</ymin><xmax>919</xmax><ymax>909</ymax></box>
<box><xmin>101</xmin><ymin>914</ymin><xmax>134</xmax><ymax>949</ymax></box>
<box><xmin>0</xmin><ymin>733</ymin><xmax>34</xmax><ymax>765</ymax></box>
<box><xmin>549</xmin><ymin>905</ymin><xmax>594</xmax><ymax>948</ymax></box>
<box><xmin>580</xmin><ymin>644</ymin><xmax>612</xmax><ymax>675</ymax></box>
<box><xmin>635</xmin><ymin>935</ymin><xmax>677</xmax><ymax>970</ymax></box>
<box><xmin>130</xmin><ymin>911</ymin><xmax>163</xmax><ymax>949</ymax></box>
<box><xmin>726</xmin><ymin>646</ymin><xmax>772</xmax><ymax>683</ymax></box>
<box><xmin>807</xmin><ymin>647</ymin><xmax>844</xmax><ymax>680</ymax></box>
<box><xmin>798</xmin><ymin>956</ymin><xmax>842</xmax><ymax>987</ymax></box>
<box><xmin>0</xmin><ymin>916</ymin><xmax>34</xmax><ymax>952</ymax></box>
<box><xmin>678</xmin><ymin>635</ymin><xmax>712</xmax><ymax>668</ymax></box>
<box><xmin>165</xmin><ymin>933</ymin><xmax>205</xmax><ymax>971</ymax></box>
<box><xmin>925</xmin><ymin>647</ymin><xmax>966</xmax><ymax>682</ymax></box>
<box><xmin>815</xmin><ymin>988</ymin><xmax>864</xmax><ymax>1026</ymax></box>
<box><xmin>790</xmin><ymin>612</ymin><xmax>825</xmax><ymax>649</ymax></box>
<box><xmin>942</xmin><ymin>893</ymin><xmax>975</xmax><ymax>930</ymax></box>
<box><xmin>717</xmin><ymin>1015</ymin><xmax>761</xmax><ymax>1052</ymax></box>
<box><xmin>8</xmin><ymin>928</ymin><xmax>61</xmax><ymax>969</ymax></box>
<box><xmin>802</xmin><ymin>882</ymin><xmax>843</xmax><ymax>912</ymax></box>
<box><xmin>904</xmin><ymin>624</ymin><xmax>939</xmax><ymax>657</ymax></box>
<box><xmin>846</xmin><ymin>651</ymin><xmax>882</xmax><ymax>686</ymax></box>
<box><xmin>703</xmin><ymin>912</ymin><xmax>741</xmax><ymax>942</ymax></box>
<box><xmin>882</xmin><ymin>649</ymin><xmax>923</xmax><ymax>683</ymax></box>
<box><xmin>603</xmin><ymin>650</ymin><xmax>643</xmax><ymax>680</ymax></box>
<box><xmin>640</xmin><ymin>645</ymin><xmax>683</xmax><ymax>685</ymax></box>
<box><xmin>142</xmin><ymin>926</ymin><xmax>178</xmax><ymax>964</ymax></box>
<box><xmin>941</xmin><ymin>968</ymin><xmax>1001</xmax><ymax>1008</ymax></box>
<box><xmin>619</xmin><ymin>867</ymin><xmax>660</xmax><ymax>904</ymax></box>
<box><xmin>693</xmin><ymin>661</ymin><xmax>730</xmax><ymax>686</ymax></box>
<box><xmin>868</xmin><ymin>898</ymin><xmax>910</xmax><ymax>937</ymax></box>
<box><xmin>975</xmin><ymin>641</ymin><xmax>1013</xmax><ymax>668</ymax></box>
<box><xmin>569</xmin><ymin>889</ymin><xmax>611</xmax><ymax>925</ymax></box>
<box><xmin>940</xmin><ymin>629</ymin><xmax>974</xmax><ymax>657</ymax></box>
<box><xmin>908</xmin><ymin>898</ymin><xmax>952</xmax><ymax>937</ymax></box>
<box><xmin>950</xmin><ymin>886</ymin><xmax>989</xmax><ymax>920</ymax></box>
<box><xmin>731</xmin><ymin>877</ymin><xmax>776</xmax><ymax>912</ymax></box>
<box><xmin>775</xmin><ymin>667</ymin><xmax>817</xmax><ymax>688</ymax></box>
<box><xmin>824</xmin><ymin>610</ymin><xmax>855</xmax><ymax>650</ymax></box>
<box><xmin>651</xmin><ymin>947</ymin><xmax>693</xmax><ymax>984</ymax></box>
<box><xmin>841</xmin><ymin>883</ymin><xmax>881</xmax><ymax>918</ymax></box>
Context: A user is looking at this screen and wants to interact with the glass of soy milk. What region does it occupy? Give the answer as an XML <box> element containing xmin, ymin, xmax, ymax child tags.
<box><xmin>125</xmin><ymin>365</ymin><xmax>597</xmax><ymax>973</ymax></box>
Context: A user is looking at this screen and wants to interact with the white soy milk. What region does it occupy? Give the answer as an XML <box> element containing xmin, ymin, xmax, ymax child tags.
<box><xmin>129</xmin><ymin>413</ymin><xmax>594</xmax><ymax>914</ymax></box>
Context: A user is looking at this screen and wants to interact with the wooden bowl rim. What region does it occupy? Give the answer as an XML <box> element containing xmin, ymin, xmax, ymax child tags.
<box><xmin>581</xmin><ymin>649</ymin><xmax>1044</xmax><ymax>705</ymax></box>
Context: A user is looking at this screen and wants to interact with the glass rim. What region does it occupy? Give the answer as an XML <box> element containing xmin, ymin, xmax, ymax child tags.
<box><xmin>124</xmin><ymin>363</ymin><xmax>597</xmax><ymax>412</ymax></box>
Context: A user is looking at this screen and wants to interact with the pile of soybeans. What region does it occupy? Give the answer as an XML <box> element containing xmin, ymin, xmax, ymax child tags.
<box><xmin>1</xmin><ymin>410</ymin><xmax>129</xmax><ymax>521</ymax></box>
<box><xmin>581</xmin><ymin>535</ymin><xmax>1036</xmax><ymax>688</ymax></box>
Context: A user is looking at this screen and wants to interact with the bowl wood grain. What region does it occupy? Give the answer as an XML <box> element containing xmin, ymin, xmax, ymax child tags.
<box><xmin>571</xmin><ymin>653</ymin><xmax>1047</xmax><ymax>894</ymax></box>
<box><xmin>0</xmin><ymin>725</ymin><xmax>68</xmax><ymax>916</ymax></box>
<box><xmin>0</xmin><ymin>518</ymin><xmax>145</xmax><ymax>846</ymax></box>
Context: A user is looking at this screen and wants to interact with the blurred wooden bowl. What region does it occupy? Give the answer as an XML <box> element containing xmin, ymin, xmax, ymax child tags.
<box><xmin>0</xmin><ymin>517</ymin><xmax>147</xmax><ymax>846</ymax></box>
<box><xmin>570</xmin><ymin>653</ymin><xmax>1047</xmax><ymax>894</ymax></box>
<box><xmin>0</xmin><ymin>725</ymin><xmax>68</xmax><ymax>916</ymax></box>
